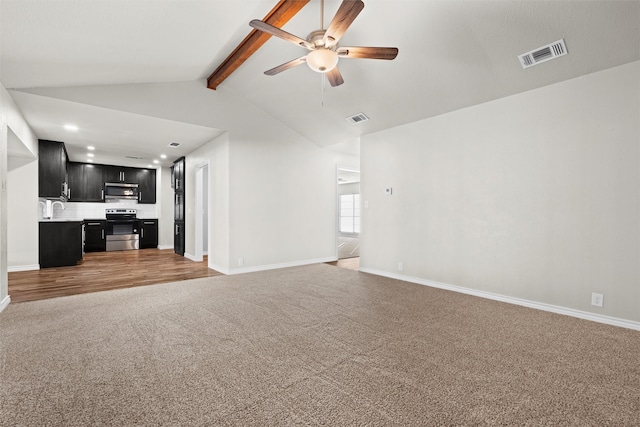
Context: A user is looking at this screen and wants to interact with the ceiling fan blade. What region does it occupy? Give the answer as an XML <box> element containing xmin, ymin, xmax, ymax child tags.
<box><xmin>249</xmin><ymin>19</ymin><xmax>312</xmax><ymax>50</ymax></box>
<box><xmin>326</xmin><ymin>66</ymin><xmax>344</xmax><ymax>87</ymax></box>
<box><xmin>264</xmin><ymin>56</ymin><xmax>308</xmax><ymax>76</ymax></box>
<box><xmin>324</xmin><ymin>0</ymin><xmax>365</xmax><ymax>46</ymax></box>
<box><xmin>337</xmin><ymin>46</ymin><xmax>399</xmax><ymax>60</ymax></box>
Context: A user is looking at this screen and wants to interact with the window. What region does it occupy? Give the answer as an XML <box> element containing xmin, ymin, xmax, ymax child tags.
<box><xmin>340</xmin><ymin>194</ymin><xmax>360</xmax><ymax>234</ymax></box>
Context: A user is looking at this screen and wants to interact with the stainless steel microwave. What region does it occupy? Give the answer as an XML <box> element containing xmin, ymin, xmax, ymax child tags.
<box><xmin>104</xmin><ymin>182</ymin><xmax>139</xmax><ymax>201</ymax></box>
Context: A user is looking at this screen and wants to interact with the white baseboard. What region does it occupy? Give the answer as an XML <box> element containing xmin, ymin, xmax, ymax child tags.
<box><xmin>359</xmin><ymin>268</ymin><xmax>640</xmax><ymax>331</ymax></box>
<box><xmin>157</xmin><ymin>245</ymin><xmax>173</xmax><ymax>250</ymax></box>
<box><xmin>8</xmin><ymin>264</ymin><xmax>40</xmax><ymax>272</ymax></box>
<box><xmin>208</xmin><ymin>263</ymin><xmax>230</xmax><ymax>275</ymax></box>
<box><xmin>184</xmin><ymin>252</ymin><xmax>197</xmax><ymax>262</ymax></box>
<box><xmin>229</xmin><ymin>257</ymin><xmax>337</xmax><ymax>275</ymax></box>
<box><xmin>0</xmin><ymin>295</ymin><xmax>11</xmax><ymax>313</ymax></box>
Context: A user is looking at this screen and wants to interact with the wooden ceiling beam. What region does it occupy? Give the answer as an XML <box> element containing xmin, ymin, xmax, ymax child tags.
<box><xmin>207</xmin><ymin>0</ymin><xmax>310</xmax><ymax>90</ymax></box>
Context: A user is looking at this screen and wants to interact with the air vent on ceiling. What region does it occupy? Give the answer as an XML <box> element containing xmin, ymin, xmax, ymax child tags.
<box><xmin>125</xmin><ymin>155</ymin><xmax>145</xmax><ymax>160</ymax></box>
<box><xmin>346</xmin><ymin>112</ymin><xmax>369</xmax><ymax>125</ymax></box>
<box><xmin>168</xmin><ymin>142</ymin><xmax>181</xmax><ymax>148</ymax></box>
<box><xmin>518</xmin><ymin>39</ymin><xmax>567</xmax><ymax>69</ymax></box>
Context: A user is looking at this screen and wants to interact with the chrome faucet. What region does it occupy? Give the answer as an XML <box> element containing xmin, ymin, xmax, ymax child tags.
<box><xmin>40</xmin><ymin>200</ymin><xmax>65</xmax><ymax>219</ymax></box>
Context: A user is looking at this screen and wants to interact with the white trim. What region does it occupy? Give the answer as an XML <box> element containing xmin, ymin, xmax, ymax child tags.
<box><xmin>0</xmin><ymin>295</ymin><xmax>10</xmax><ymax>313</ymax></box>
<box><xmin>208</xmin><ymin>263</ymin><xmax>230</xmax><ymax>275</ymax></box>
<box><xmin>359</xmin><ymin>268</ymin><xmax>640</xmax><ymax>331</ymax></box>
<box><xmin>229</xmin><ymin>257</ymin><xmax>337</xmax><ymax>275</ymax></box>
<box><xmin>184</xmin><ymin>252</ymin><xmax>197</xmax><ymax>262</ymax></box>
<box><xmin>157</xmin><ymin>245</ymin><xmax>173</xmax><ymax>250</ymax></box>
<box><xmin>8</xmin><ymin>264</ymin><xmax>39</xmax><ymax>272</ymax></box>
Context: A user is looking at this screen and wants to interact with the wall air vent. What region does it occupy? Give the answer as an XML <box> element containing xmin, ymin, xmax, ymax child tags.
<box><xmin>168</xmin><ymin>142</ymin><xmax>181</xmax><ymax>148</ymax></box>
<box><xmin>518</xmin><ymin>39</ymin><xmax>567</xmax><ymax>69</ymax></box>
<box><xmin>346</xmin><ymin>112</ymin><xmax>369</xmax><ymax>124</ymax></box>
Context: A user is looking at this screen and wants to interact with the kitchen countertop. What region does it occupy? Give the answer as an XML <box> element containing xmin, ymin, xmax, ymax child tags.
<box><xmin>39</xmin><ymin>219</ymin><xmax>84</xmax><ymax>223</ymax></box>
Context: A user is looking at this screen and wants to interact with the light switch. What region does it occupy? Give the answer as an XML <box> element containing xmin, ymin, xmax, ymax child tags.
<box><xmin>385</xmin><ymin>187</ymin><xmax>393</xmax><ymax>195</ymax></box>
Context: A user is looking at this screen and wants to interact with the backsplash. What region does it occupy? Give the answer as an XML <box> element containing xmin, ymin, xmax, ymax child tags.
<box><xmin>38</xmin><ymin>200</ymin><xmax>158</xmax><ymax>221</ymax></box>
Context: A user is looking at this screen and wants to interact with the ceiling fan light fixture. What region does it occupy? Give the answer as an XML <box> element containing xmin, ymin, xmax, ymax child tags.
<box><xmin>306</xmin><ymin>48</ymin><xmax>338</xmax><ymax>73</ymax></box>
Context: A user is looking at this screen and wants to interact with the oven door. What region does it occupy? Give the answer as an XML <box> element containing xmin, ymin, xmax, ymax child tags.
<box><xmin>106</xmin><ymin>220</ymin><xmax>139</xmax><ymax>251</ymax></box>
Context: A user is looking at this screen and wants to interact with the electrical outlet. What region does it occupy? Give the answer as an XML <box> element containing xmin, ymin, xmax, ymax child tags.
<box><xmin>398</xmin><ymin>262</ymin><xmax>404</xmax><ymax>272</ymax></box>
<box><xmin>591</xmin><ymin>292</ymin><xmax>604</xmax><ymax>307</ymax></box>
<box><xmin>238</xmin><ymin>257</ymin><xmax>244</xmax><ymax>267</ymax></box>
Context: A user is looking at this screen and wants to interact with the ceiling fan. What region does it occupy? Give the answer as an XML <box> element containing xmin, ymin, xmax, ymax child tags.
<box><xmin>249</xmin><ymin>0</ymin><xmax>398</xmax><ymax>87</ymax></box>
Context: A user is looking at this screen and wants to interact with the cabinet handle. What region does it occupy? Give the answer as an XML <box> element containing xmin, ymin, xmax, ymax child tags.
<box><xmin>139</xmin><ymin>191</ymin><xmax>142</xmax><ymax>202</ymax></box>
<box><xmin>141</xmin><ymin>228</ymin><xmax>144</xmax><ymax>238</ymax></box>
<box><xmin>144</xmin><ymin>221</ymin><xmax>154</xmax><ymax>224</ymax></box>
<box><xmin>102</xmin><ymin>230</ymin><xmax>105</xmax><ymax>240</ymax></box>
<box><xmin>101</xmin><ymin>189</ymin><xmax>104</xmax><ymax>200</ymax></box>
<box><xmin>68</xmin><ymin>189</ymin><xmax>71</xmax><ymax>199</ymax></box>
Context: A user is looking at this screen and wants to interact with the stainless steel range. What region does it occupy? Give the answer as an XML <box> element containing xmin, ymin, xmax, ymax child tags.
<box><xmin>105</xmin><ymin>208</ymin><xmax>139</xmax><ymax>251</ymax></box>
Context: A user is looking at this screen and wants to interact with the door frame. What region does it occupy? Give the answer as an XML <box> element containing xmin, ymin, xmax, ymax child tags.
<box><xmin>336</xmin><ymin>166</ymin><xmax>361</xmax><ymax>260</ymax></box>
<box><xmin>194</xmin><ymin>161</ymin><xmax>210</xmax><ymax>262</ymax></box>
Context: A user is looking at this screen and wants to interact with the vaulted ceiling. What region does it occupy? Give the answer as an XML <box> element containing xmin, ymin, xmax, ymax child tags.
<box><xmin>1</xmin><ymin>0</ymin><xmax>638</xmax><ymax>168</ymax></box>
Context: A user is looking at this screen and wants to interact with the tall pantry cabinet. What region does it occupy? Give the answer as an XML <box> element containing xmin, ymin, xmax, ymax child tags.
<box><xmin>173</xmin><ymin>157</ymin><xmax>185</xmax><ymax>256</ymax></box>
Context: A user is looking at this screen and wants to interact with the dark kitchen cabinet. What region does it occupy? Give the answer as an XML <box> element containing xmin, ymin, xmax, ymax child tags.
<box><xmin>104</xmin><ymin>165</ymin><xmax>139</xmax><ymax>184</ymax></box>
<box><xmin>38</xmin><ymin>140</ymin><xmax>69</xmax><ymax>200</ymax></box>
<box><xmin>139</xmin><ymin>219</ymin><xmax>158</xmax><ymax>248</ymax></box>
<box><xmin>137</xmin><ymin>168</ymin><xmax>156</xmax><ymax>204</ymax></box>
<box><xmin>67</xmin><ymin>162</ymin><xmax>83</xmax><ymax>201</ymax></box>
<box><xmin>39</xmin><ymin>221</ymin><xmax>83</xmax><ymax>268</ymax></box>
<box><xmin>84</xmin><ymin>220</ymin><xmax>107</xmax><ymax>252</ymax></box>
<box><xmin>68</xmin><ymin>162</ymin><xmax>105</xmax><ymax>202</ymax></box>
<box><xmin>174</xmin><ymin>221</ymin><xmax>185</xmax><ymax>256</ymax></box>
<box><xmin>173</xmin><ymin>157</ymin><xmax>185</xmax><ymax>256</ymax></box>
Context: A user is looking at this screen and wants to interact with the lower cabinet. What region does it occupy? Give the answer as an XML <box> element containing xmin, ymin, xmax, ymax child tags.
<box><xmin>174</xmin><ymin>220</ymin><xmax>185</xmax><ymax>256</ymax></box>
<box><xmin>84</xmin><ymin>220</ymin><xmax>106</xmax><ymax>252</ymax></box>
<box><xmin>139</xmin><ymin>219</ymin><xmax>158</xmax><ymax>249</ymax></box>
<box><xmin>39</xmin><ymin>221</ymin><xmax>83</xmax><ymax>268</ymax></box>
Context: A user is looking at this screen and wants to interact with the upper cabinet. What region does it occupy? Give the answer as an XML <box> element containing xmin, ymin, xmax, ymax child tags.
<box><xmin>68</xmin><ymin>162</ymin><xmax>105</xmax><ymax>202</ymax></box>
<box><xmin>137</xmin><ymin>168</ymin><xmax>156</xmax><ymax>204</ymax></box>
<box><xmin>46</xmin><ymin>151</ymin><xmax>157</xmax><ymax>203</ymax></box>
<box><xmin>104</xmin><ymin>165</ymin><xmax>139</xmax><ymax>184</ymax></box>
<box><xmin>38</xmin><ymin>140</ymin><xmax>69</xmax><ymax>200</ymax></box>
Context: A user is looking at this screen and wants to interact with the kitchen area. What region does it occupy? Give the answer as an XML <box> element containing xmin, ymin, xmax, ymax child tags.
<box><xmin>37</xmin><ymin>139</ymin><xmax>162</xmax><ymax>268</ymax></box>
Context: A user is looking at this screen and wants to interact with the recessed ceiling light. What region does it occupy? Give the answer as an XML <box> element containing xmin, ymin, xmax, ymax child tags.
<box><xmin>64</xmin><ymin>124</ymin><xmax>79</xmax><ymax>132</ymax></box>
<box><xmin>87</xmin><ymin>146</ymin><xmax>95</xmax><ymax>150</ymax></box>
<box><xmin>160</xmin><ymin>154</ymin><xmax>167</xmax><ymax>159</ymax></box>
<box><xmin>153</xmin><ymin>159</ymin><xmax>159</xmax><ymax>164</ymax></box>
<box><xmin>87</xmin><ymin>159</ymin><xmax>94</xmax><ymax>163</ymax></box>
<box><xmin>147</xmin><ymin>164</ymin><xmax>153</xmax><ymax>168</ymax></box>
<box><xmin>87</xmin><ymin>153</ymin><xmax>94</xmax><ymax>158</ymax></box>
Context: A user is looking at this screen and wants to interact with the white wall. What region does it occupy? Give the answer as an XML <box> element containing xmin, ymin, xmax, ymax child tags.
<box><xmin>0</xmin><ymin>81</ymin><xmax>38</xmax><ymax>311</ymax></box>
<box><xmin>227</xmin><ymin>131</ymin><xmax>358</xmax><ymax>272</ymax></box>
<box><xmin>7</xmin><ymin>160</ymin><xmax>38</xmax><ymax>270</ymax></box>
<box><xmin>158</xmin><ymin>166</ymin><xmax>174</xmax><ymax>249</ymax></box>
<box><xmin>361</xmin><ymin>61</ymin><xmax>640</xmax><ymax>325</ymax></box>
<box><xmin>186</xmin><ymin>133</ymin><xmax>229</xmax><ymax>272</ymax></box>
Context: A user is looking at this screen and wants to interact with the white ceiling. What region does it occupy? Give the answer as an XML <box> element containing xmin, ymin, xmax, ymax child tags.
<box><xmin>1</xmin><ymin>0</ymin><xmax>638</xmax><ymax>168</ymax></box>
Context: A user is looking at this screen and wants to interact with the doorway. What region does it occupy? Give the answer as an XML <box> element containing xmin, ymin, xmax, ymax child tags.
<box><xmin>336</xmin><ymin>168</ymin><xmax>360</xmax><ymax>261</ymax></box>
<box><xmin>194</xmin><ymin>163</ymin><xmax>209</xmax><ymax>262</ymax></box>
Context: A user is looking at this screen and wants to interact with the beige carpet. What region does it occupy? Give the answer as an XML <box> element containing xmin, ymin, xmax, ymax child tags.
<box><xmin>0</xmin><ymin>264</ymin><xmax>638</xmax><ymax>426</ymax></box>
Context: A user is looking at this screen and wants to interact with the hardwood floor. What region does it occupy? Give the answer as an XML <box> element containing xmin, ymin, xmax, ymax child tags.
<box><xmin>8</xmin><ymin>249</ymin><xmax>222</xmax><ymax>303</ymax></box>
<box><xmin>326</xmin><ymin>257</ymin><xmax>359</xmax><ymax>270</ymax></box>
<box><xmin>9</xmin><ymin>250</ymin><xmax>360</xmax><ymax>304</ymax></box>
